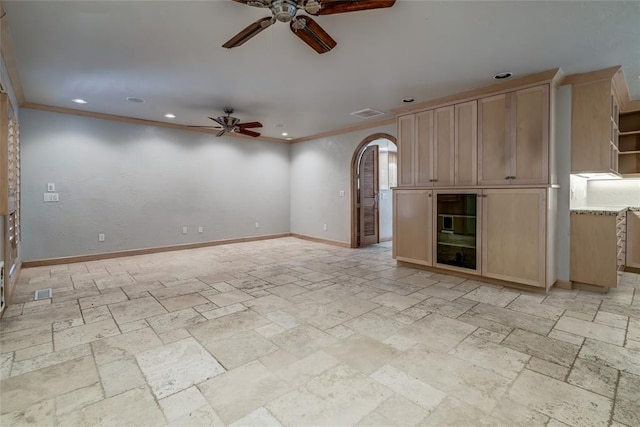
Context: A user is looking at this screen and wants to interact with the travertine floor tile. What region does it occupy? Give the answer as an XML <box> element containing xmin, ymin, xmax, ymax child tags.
<box><xmin>267</xmin><ymin>364</ymin><xmax>392</xmax><ymax>426</ymax></box>
<box><xmin>199</xmin><ymin>360</ymin><xmax>290</xmax><ymax>424</ymax></box>
<box><xmin>508</xmin><ymin>370</ymin><xmax>612</xmax><ymax>427</ymax></box>
<box><xmin>57</xmin><ymin>386</ymin><xmax>165</xmax><ymax>426</ymax></box>
<box><xmin>91</xmin><ymin>326</ymin><xmax>162</xmax><ymax>365</ymax></box>
<box><xmin>136</xmin><ymin>337</ymin><xmax>225</xmax><ymax>399</ymax></box>
<box><xmin>0</xmin><ymin>356</ymin><xmax>99</xmax><ymax>414</ymax></box>
<box><xmin>108</xmin><ymin>296</ymin><xmax>167</xmax><ymax>325</ymax></box>
<box><xmin>53</xmin><ymin>319</ymin><xmax>120</xmax><ymax>350</ymax></box>
<box><xmin>205</xmin><ymin>330</ymin><xmax>278</xmax><ymax>370</ymax></box>
<box><xmin>2</xmin><ymin>239</ymin><xmax>638</xmax><ymax>426</ymax></box>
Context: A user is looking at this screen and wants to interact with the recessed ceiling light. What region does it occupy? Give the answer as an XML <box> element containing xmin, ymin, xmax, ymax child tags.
<box><xmin>493</xmin><ymin>72</ymin><xmax>513</xmax><ymax>80</ymax></box>
<box><xmin>72</xmin><ymin>98</ymin><xmax>87</xmax><ymax>104</ymax></box>
<box><xmin>164</xmin><ymin>113</ymin><xmax>176</xmax><ymax>119</ymax></box>
<box><xmin>126</xmin><ymin>97</ymin><xmax>145</xmax><ymax>103</ymax></box>
<box><xmin>402</xmin><ymin>98</ymin><xmax>415</xmax><ymax>103</ymax></box>
<box><xmin>282</xmin><ymin>132</ymin><xmax>288</xmax><ymax>136</ymax></box>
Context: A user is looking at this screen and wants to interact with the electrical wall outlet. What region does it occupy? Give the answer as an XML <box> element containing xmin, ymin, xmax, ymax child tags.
<box><xmin>182</xmin><ymin>226</ymin><xmax>188</xmax><ymax>234</ymax></box>
<box><xmin>323</xmin><ymin>224</ymin><xmax>327</xmax><ymax>231</ymax></box>
<box><xmin>43</xmin><ymin>193</ymin><xmax>59</xmax><ymax>202</ymax></box>
<box><xmin>98</xmin><ymin>233</ymin><xmax>105</xmax><ymax>242</ymax></box>
<box><xmin>339</xmin><ymin>190</ymin><xmax>345</xmax><ymax>197</ymax></box>
<box><xmin>47</xmin><ymin>183</ymin><xmax>55</xmax><ymax>192</ymax></box>
<box><xmin>255</xmin><ymin>222</ymin><xmax>259</xmax><ymax>229</ymax></box>
<box><xmin>198</xmin><ymin>226</ymin><xmax>203</xmax><ymax>233</ymax></box>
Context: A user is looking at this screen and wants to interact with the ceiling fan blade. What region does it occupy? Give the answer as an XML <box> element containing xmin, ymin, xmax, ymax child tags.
<box><xmin>238</xmin><ymin>121</ymin><xmax>263</xmax><ymax>129</ymax></box>
<box><xmin>290</xmin><ymin>16</ymin><xmax>336</xmax><ymax>54</ymax></box>
<box><xmin>310</xmin><ymin>0</ymin><xmax>395</xmax><ymax>15</ymax></box>
<box><xmin>222</xmin><ymin>17</ymin><xmax>274</xmax><ymax>49</ymax></box>
<box><xmin>236</xmin><ymin>128</ymin><xmax>261</xmax><ymax>138</ymax></box>
<box><xmin>188</xmin><ymin>125</ymin><xmax>223</xmax><ymax>130</ymax></box>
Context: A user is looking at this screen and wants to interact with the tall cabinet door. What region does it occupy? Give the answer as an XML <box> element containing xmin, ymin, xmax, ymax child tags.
<box><xmin>455</xmin><ymin>100</ymin><xmax>478</xmax><ymax>186</ymax></box>
<box><xmin>433</xmin><ymin>106</ymin><xmax>455</xmax><ymax>186</ymax></box>
<box><xmin>512</xmin><ymin>85</ymin><xmax>549</xmax><ymax>184</ymax></box>
<box><xmin>398</xmin><ymin>114</ymin><xmax>415</xmax><ymax>187</ymax></box>
<box><xmin>478</xmin><ymin>94</ymin><xmax>510</xmax><ymax>185</ymax></box>
<box><xmin>482</xmin><ymin>188</ymin><xmax>546</xmax><ymax>287</ymax></box>
<box><xmin>393</xmin><ymin>189</ymin><xmax>433</xmax><ymax>266</ymax></box>
<box><xmin>415</xmin><ymin>111</ymin><xmax>434</xmax><ymax>186</ymax></box>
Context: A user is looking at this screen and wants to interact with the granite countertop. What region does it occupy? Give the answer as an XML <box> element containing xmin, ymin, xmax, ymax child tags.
<box><xmin>571</xmin><ymin>206</ymin><xmax>639</xmax><ymax>215</ymax></box>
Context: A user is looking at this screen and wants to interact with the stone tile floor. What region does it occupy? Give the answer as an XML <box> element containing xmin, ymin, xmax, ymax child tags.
<box><xmin>0</xmin><ymin>237</ymin><xmax>639</xmax><ymax>426</ymax></box>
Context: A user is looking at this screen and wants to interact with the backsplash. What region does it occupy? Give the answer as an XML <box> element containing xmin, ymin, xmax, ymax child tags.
<box><xmin>587</xmin><ymin>178</ymin><xmax>640</xmax><ymax>206</ymax></box>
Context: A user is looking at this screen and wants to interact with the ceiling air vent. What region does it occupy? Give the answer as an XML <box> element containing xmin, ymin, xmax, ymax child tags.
<box><xmin>350</xmin><ymin>108</ymin><xmax>385</xmax><ymax>119</ymax></box>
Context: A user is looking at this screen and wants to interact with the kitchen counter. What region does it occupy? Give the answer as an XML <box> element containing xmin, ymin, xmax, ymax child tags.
<box><xmin>570</xmin><ymin>206</ymin><xmax>631</xmax><ymax>215</ymax></box>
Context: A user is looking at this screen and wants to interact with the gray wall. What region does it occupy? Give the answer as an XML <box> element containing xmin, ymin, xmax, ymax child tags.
<box><xmin>290</xmin><ymin>124</ymin><xmax>396</xmax><ymax>244</ymax></box>
<box><xmin>20</xmin><ymin>109</ymin><xmax>291</xmax><ymax>261</ymax></box>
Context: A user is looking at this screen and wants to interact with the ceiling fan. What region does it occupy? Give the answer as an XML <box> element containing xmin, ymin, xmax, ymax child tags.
<box><xmin>193</xmin><ymin>108</ymin><xmax>263</xmax><ymax>138</ymax></box>
<box><xmin>222</xmin><ymin>0</ymin><xmax>396</xmax><ymax>54</ymax></box>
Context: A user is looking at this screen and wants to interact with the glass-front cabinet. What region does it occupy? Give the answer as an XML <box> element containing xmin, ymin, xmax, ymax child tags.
<box><xmin>434</xmin><ymin>190</ymin><xmax>481</xmax><ymax>273</ymax></box>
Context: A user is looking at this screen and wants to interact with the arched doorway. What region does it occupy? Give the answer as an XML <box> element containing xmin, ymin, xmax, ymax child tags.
<box><xmin>350</xmin><ymin>133</ymin><xmax>398</xmax><ymax>248</ymax></box>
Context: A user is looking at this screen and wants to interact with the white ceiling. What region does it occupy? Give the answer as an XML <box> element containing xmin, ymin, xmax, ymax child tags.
<box><xmin>4</xmin><ymin>0</ymin><xmax>640</xmax><ymax>140</ymax></box>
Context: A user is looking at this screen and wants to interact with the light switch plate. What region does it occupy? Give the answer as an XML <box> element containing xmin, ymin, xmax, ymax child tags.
<box><xmin>339</xmin><ymin>190</ymin><xmax>345</xmax><ymax>197</ymax></box>
<box><xmin>47</xmin><ymin>183</ymin><xmax>55</xmax><ymax>192</ymax></box>
<box><xmin>44</xmin><ymin>193</ymin><xmax>59</xmax><ymax>202</ymax></box>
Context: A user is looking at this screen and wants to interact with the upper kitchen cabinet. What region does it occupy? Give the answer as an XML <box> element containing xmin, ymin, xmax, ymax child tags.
<box><xmin>568</xmin><ymin>65</ymin><xmax>640</xmax><ymax>177</ymax></box>
<box><xmin>478</xmin><ymin>85</ymin><xmax>550</xmax><ymax>185</ymax></box>
<box><xmin>454</xmin><ymin>100</ymin><xmax>478</xmax><ymax>186</ymax></box>
<box><xmin>571</xmin><ymin>77</ymin><xmax>620</xmax><ymax>175</ymax></box>
<box><xmin>398</xmin><ymin>114</ymin><xmax>415</xmax><ymax>186</ymax></box>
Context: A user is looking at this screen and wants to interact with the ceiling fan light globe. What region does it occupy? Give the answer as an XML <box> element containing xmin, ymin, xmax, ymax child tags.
<box><xmin>303</xmin><ymin>0</ymin><xmax>321</xmax><ymax>14</ymax></box>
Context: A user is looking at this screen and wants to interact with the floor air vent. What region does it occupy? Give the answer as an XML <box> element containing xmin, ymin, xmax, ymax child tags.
<box><xmin>34</xmin><ymin>288</ymin><xmax>52</xmax><ymax>300</ymax></box>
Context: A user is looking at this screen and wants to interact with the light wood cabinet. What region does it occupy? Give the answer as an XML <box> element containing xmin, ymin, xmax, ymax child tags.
<box><xmin>433</xmin><ymin>106</ymin><xmax>455</xmax><ymax>186</ymax></box>
<box><xmin>479</xmin><ymin>85</ymin><xmax>549</xmax><ymax>185</ymax></box>
<box><xmin>415</xmin><ymin>111</ymin><xmax>433</xmax><ymax>186</ymax></box>
<box><xmin>455</xmin><ymin>101</ymin><xmax>477</xmax><ymax>186</ymax></box>
<box><xmin>482</xmin><ymin>189</ymin><xmax>547</xmax><ymax>287</ymax></box>
<box><xmin>398</xmin><ymin>114</ymin><xmax>415</xmax><ymax>186</ymax></box>
<box><xmin>571</xmin><ymin>79</ymin><xmax>619</xmax><ymax>175</ymax></box>
<box><xmin>393</xmin><ymin>189</ymin><xmax>433</xmax><ymax>266</ymax></box>
<box><xmin>627</xmin><ymin>210</ymin><xmax>640</xmax><ymax>269</ymax></box>
<box><xmin>570</xmin><ymin>211</ymin><xmax>625</xmax><ymax>288</ymax></box>
<box><xmin>618</xmin><ymin>110</ymin><xmax>640</xmax><ymax>176</ymax></box>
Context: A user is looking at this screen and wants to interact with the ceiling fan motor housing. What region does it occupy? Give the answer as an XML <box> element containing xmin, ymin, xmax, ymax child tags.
<box><xmin>273</xmin><ymin>0</ymin><xmax>298</xmax><ymax>22</ymax></box>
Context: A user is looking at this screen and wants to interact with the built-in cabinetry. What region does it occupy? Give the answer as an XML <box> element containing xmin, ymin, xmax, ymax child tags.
<box><xmin>393</xmin><ymin>70</ymin><xmax>560</xmax><ymax>291</ymax></box>
<box><xmin>627</xmin><ymin>210</ymin><xmax>640</xmax><ymax>270</ymax></box>
<box><xmin>618</xmin><ymin>111</ymin><xmax>640</xmax><ymax>176</ymax></box>
<box><xmin>482</xmin><ymin>189</ymin><xmax>549</xmax><ymax>287</ymax></box>
<box><xmin>394</xmin><ymin>188</ymin><xmax>555</xmax><ymax>288</ymax></box>
<box><xmin>570</xmin><ymin>210</ymin><xmax>626</xmax><ymax>288</ymax></box>
<box><xmin>393</xmin><ymin>189</ymin><xmax>432</xmax><ymax>266</ymax></box>
<box><xmin>571</xmin><ymin>79</ymin><xmax>620</xmax><ymax>175</ymax></box>
<box><xmin>398</xmin><ymin>101</ymin><xmax>477</xmax><ymax>187</ymax></box>
<box><xmin>570</xmin><ymin>66</ymin><xmax>640</xmax><ymax>177</ymax></box>
<box><xmin>479</xmin><ymin>85</ymin><xmax>550</xmax><ymax>185</ymax></box>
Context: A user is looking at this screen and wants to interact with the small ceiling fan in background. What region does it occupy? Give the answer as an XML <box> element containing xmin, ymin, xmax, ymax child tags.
<box><xmin>223</xmin><ymin>0</ymin><xmax>396</xmax><ymax>54</ymax></box>
<box><xmin>192</xmin><ymin>108</ymin><xmax>263</xmax><ymax>137</ymax></box>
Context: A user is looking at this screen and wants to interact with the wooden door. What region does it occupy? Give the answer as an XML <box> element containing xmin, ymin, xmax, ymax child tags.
<box><xmin>478</xmin><ymin>94</ymin><xmax>510</xmax><ymax>185</ymax></box>
<box><xmin>415</xmin><ymin>110</ymin><xmax>433</xmax><ymax>186</ymax></box>
<box><xmin>433</xmin><ymin>106</ymin><xmax>455</xmax><ymax>186</ymax></box>
<box><xmin>482</xmin><ymin>189</ymin><xmax>546</xmax><ymax>287</ymax></box>
<box><xmin>393</xmin><ymin>189</ymin><xmax>432</xmax><ymax>265</ymax></box>
<box><xmin>512</xmin><ymin>85</ymin><xmax>549</xmax><ymax>184</ymax></box>
<box><xmin>455</xmin><ymin>100</ymin><xmax>478</xmax><ymax>186</ymax></box>
<box><xmin>398</xmin><ymin>114</ymin><xmax>415</xmax><ymax>186</ymax></box>
<box><xmin>359</xmin><ymin>145</ymin><xmax>379</xmax><ymax>246</ymax></box>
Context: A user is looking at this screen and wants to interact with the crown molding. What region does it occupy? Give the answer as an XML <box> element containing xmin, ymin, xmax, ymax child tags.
<box><xmin>291</xmin><ymin>117</ymin><xmax>396</xmax><ymax>143</ymax></box>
